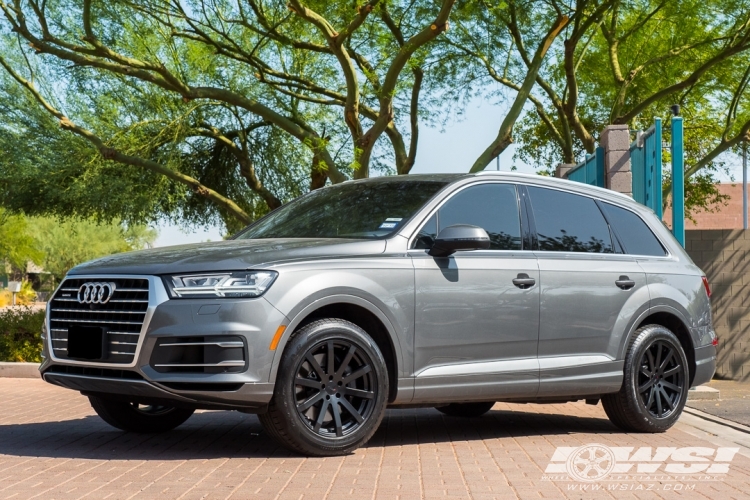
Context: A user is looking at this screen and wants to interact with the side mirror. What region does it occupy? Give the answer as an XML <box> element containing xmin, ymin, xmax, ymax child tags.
<box><xmin>428</xmin><ymin>224</ymin><xmax>491</xmax><ymax>257</ymax></box>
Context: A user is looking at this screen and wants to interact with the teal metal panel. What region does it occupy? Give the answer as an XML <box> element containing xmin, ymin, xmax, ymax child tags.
<box><xmin>672</xmin><ymin>117</ymin><xmax>685</xmax><ymax>246</ymax></box>
<box><xmin>567</xmin><ymin>148</ymin><xmax>605</xmax><ymax>188</ymax></box>
<box><xmin>631</xmin><ymin>140</ymin><xmax>645</xmax><ymax>205</ymax></box>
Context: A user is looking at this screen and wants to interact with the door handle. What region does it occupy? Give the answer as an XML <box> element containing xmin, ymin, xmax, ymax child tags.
<box><xmin>615</xmin><ymin>275</ymin><xmax>636</xmax><ymax>290</ymax></box>
<box><xmin>513</xmin><ymin>273</ymin><xmax>536</xmax><ymax>289</ymax></box>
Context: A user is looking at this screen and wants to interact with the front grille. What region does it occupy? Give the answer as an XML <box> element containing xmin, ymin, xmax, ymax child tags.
<box><xmin>49</xmin><ymin>278</ymin><xmax>149</xmax><ymax>364</ymax></box>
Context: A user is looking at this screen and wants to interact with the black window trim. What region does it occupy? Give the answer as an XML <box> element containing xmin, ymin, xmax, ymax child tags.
<box><xmin>406</xmin><ymin>180</ymin><xmax>531</xmax><ymax>252</ymax></box>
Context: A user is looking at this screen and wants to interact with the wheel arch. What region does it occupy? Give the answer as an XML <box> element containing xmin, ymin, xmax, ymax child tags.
<box><xmin>631</xmin><ymin>307</ymin><xmax>697</xmax><ymax>387</ymax></box>
<box><xmin>269</xmin><ymin>295</ymin><xmax>402</xmax><ymax>403</ymax></box>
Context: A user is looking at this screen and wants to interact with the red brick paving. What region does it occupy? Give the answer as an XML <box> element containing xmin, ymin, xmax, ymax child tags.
<box><xmin>0</xmin><ymin>379</ymin><xmax>749</xmax><ymax>499</ymax></box>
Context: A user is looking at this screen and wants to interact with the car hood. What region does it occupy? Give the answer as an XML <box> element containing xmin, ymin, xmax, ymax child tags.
<box><xmin>68</xmin><ymin>238</ymin><xmax>387</xmax><ymax>276</ymax></box>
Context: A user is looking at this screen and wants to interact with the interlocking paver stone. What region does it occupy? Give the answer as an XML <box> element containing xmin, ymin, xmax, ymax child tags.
<box><xmin>1</xmin><ymin>379</ymin><xmax>749</xmax><ymax>499</ymax></box>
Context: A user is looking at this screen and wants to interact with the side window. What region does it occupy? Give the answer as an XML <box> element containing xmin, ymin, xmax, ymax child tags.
<box><xmin>413</xmin><ymin>183</ymin><xmax>522</xmax><ymax>250</ymax></box>
<box><xmin>527</xmin><ymin>186</ymin><xmax>613</xmax><ymax>253</ymax></box>
<box><xmin>600</xmin><ymin>202</ymin><xmax>666</xmax><ymax>256</ymax></box>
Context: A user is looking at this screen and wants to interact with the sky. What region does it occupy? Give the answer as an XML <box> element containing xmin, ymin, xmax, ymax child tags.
<box><xmin>152</xmin><ymin>100</ymin><xmax>748</xmax><ymax>247</ymax></box>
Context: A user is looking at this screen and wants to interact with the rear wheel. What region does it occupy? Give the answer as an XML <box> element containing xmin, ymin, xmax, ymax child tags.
<box><xmin>435</xmin><ymin>402</ymin><xmax>495</xmax><ymax>418</ymax></box>
<box><xmin>259</xmin><ymin>319</ymin><xmax>388</xmax><ymax>456</ymax></box>
<box><xmin>602</xmin><ymin>324</ymin><xmax>689</xmax><ymax>433</ymax></box>
<box><xmin>89</xmin><ymin>396</ymin><xmax>194</xmax><ymax>433</ymax></box>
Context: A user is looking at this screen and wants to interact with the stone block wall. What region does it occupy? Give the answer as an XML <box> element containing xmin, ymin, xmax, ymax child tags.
<box><xmin>685</xmin><ymin>230</ymin><xmax>750</xmax><ymax>381</ymax></box>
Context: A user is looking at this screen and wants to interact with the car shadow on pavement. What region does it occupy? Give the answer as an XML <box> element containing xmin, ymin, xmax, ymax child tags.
<box><xmin>0</xmin><ymin>407</ymin><xmax>619</xmax><ymax>460</ymax></box>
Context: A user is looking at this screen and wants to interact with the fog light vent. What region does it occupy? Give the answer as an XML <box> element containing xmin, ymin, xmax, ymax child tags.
<box><xmin>149</xmin><ymin>336</ymin><xmax>246</xmax><ymax>373</ymax></box>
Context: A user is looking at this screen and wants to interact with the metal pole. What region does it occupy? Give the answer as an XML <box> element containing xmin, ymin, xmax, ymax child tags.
<box><xmin>744</xmin><ymin>140</ymin><xmax>748</xmax><ymax>230</ymax></box>
<box><xmin>496</xmin><ymin>155</ymin><xmax>499</xmax><ymax>171</ymax></box>
<box><xmin>671</xmin><ymin>117</ymin><xmax>685</xmax><ymax>246</ymax></box>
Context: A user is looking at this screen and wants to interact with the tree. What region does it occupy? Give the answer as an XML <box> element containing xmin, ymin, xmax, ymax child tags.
<box><xmin>25</xmin><ymin>216</ymin><xmax>157</xmax><ymax>281</ymax></box>
<box><xmin>0</xmin><ymin>209</ymin><xmax>41</xmax><ymax>272</ymax></box>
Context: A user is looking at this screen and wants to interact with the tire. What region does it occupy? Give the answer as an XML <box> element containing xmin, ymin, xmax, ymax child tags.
<box><xmin>602</xmin><ymin>324</ymin><xmax>689</xmax><ymax>433</ymax></box>
<box><xmin>89</xmin><ymin>396</ymin><xmax>194</xmax><ymax>433</ymax></box>
<box><xmin>435</xmin><ymin>401</ymin><xmax>495</xmax><ymax>418</ymax></box>
<box><xmin>259</xmin><ymin>319</ymin><xmax>389</xmax><ymax>456</ymax></box>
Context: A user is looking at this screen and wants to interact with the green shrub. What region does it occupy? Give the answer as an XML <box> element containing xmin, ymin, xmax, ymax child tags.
<box><xmin>0</xmin><ymin>307</ymin><xmax>45</xmax><ymax>362</ymax></box>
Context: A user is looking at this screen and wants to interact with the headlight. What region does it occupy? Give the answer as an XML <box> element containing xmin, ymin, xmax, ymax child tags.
<box><xmin>165</xmin><ymin>271</ymin><xmax>278</xmax><ymax>298</ymax></box>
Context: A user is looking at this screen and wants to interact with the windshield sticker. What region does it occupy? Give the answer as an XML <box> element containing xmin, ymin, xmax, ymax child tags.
<box><xmin>378</xmin><ymin>222</ymin><xmax>398</xmax><ymax>229</ymax></box>
<box><xmin>385</xmin><ymin>218</ymin><xmax>403</xmax><ymax>222</ymax></box>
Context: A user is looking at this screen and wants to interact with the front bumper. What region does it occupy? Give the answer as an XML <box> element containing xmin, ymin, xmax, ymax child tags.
<box><xmin>41</xmin><ymin>276</ymin><xmax>288</xmax><ymax>409</ymax></box>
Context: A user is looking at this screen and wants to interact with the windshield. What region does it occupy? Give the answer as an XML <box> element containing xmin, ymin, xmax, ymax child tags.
<box><xmin>236</xmin><ymin>179</ymin><xmax>450</xmax><ymax>239</ymax></box>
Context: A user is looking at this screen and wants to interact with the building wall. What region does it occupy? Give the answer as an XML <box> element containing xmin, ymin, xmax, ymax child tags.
<box><xmin>664</xmin><ymin>184</ymin><xmax>750</xmax><ymax>229</ymax></box>
<box><xmin>685</xmin><ymin>230</ymin><xmax>750</xmax><ymax>381</ymax></box>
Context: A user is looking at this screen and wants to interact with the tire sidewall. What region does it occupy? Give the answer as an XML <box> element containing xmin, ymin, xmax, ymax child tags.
<box><xmin>625</xmin><ymin>326</ymin><xmax>689</xmax><ymax>431</ymax></box>
<box><xmin>274</xmin><ymin>320</ymin><xmax>389</xmax><ymax>453</ymax></box>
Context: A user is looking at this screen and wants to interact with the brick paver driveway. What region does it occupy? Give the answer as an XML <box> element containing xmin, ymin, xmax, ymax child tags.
<box><xmin>1</xmin><ymin>379</ymin><xmax>749</xmax><ymax>499</ymax></box>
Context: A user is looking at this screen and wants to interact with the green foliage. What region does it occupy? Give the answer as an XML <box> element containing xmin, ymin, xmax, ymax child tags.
<box><xmin>25</xmin><ymin>217</ymin><xmax>157</xmax><ymax>281</ymax></box>
<box><xmin>0</xmin><ymin>209</ymin><xmax>42</xmax><ymax>270</ymax></box>
<box><xmin>0</xmin><ymin>307</ymin><xmax>44</xmax><ymax>362</ymax></box>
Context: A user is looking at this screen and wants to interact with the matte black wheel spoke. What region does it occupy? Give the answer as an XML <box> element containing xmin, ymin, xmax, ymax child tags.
<box><xmin>295</xmin><ymin>377</ymin><xmax>323</xmax><ymax>389</ymax></box>
<box><xmin>654</xmin><ymin>343</ymin><xmax>663</xmax><ymax>373</ymax></box>
<box><xmin>327</xmin><ymin>341</ymin><xmax>335</xmax><ymax>376</ymax></box>
<box><xmin>640</xmin><ymin>366</ymin><xmax>652</xmax><ymax>378</ymax></box>
<box><xmin>660</xmin><ymin>388</ymin><xmax>674</xmax><ymax>410</ymax></box>
<box><xmin>331</xmin><ymin>400</ymin><xmax>344</xmax><ymax>437</ymax></box>
<box><xmin>342</xmin><ymin>365</ymin><xmax>371</xmax><ymax>385</ymax></box>
<box><xmin>645</xmin><ymin>350</ymin><xmax>656</xmax><ymax>373</ymax></box>
<box><xmin>658</xmin><ymin>348</ymin><xmax>674</xmax><ymax>372</ymax></box>
<box><xmin>663</xmin><ymin>365</ymin><xmax>681</xmax><ymax>377</ymax></box>
<box><xmin>645</xmin><ymin>386</ymin><xmax>655</xmax><ymax>410</ymax></box>
<box><xmin>343</xmin><ymin>387</ymin><xmax>375</xmax><ymax>399</ymax></box>
<box><xmin>297</xmin><ymin>391</ymin><xmax>325</xmax><ymax>412</ymax></box>
<box><xmin>639</xmin><ymin>378</ymin><xmax>657</xmax><ymax>392</ymax></box>
<box><xmin>339</xmin><ymin>396</ymin><xmax>365</xmax><ymax>424</ymax></box>
<box><xmin>313</xmin><ymin>399</ymin><xmax>330</xmax><ymax>432</ymax></box>
<box><xmin>661</xmin><ymin>380</ymin><xmax>681</xmax><ymax>393</ymax></box>
<box><xmin>335</xmin><ymin>345</ymin><xmax>357</xmax><ymax>379</ymax></box>
<box><xmin>655</xmin><ymin>387</ymin><xmax>664</xmax><ymax>417</ymax></box>
<box><xmin>305</xmin><ymin>353</ymin><xmax>326</xmax><ymax>380</ymax></box>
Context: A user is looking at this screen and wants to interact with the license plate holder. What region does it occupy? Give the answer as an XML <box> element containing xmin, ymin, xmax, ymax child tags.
<box><xmin>67</xmin><ymin>326</ymin><xmax>107</xmax><ymax>360</ymax></box>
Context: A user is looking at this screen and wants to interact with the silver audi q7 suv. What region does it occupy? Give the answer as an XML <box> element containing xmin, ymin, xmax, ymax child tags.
<box><xmin>41</xmin><ymin>172</ymin><xmax>717</xmax><ymax>456</ymax></box>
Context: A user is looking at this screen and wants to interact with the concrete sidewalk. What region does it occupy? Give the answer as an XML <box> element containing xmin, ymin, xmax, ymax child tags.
<box><xmin>687</xmin><ymin>379</ymin><xmax>750</xmax><ymax>427</ymax></box>
<box><xmin>1</xmin><ymin>379</ymin><xmax>749</xmax><ymax>499</ymax></box>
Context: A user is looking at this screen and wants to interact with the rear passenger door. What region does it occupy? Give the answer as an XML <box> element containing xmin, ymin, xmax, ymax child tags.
<box><xmin>524</xmin><ymin>186</ymin><xmax>649</xmax><ymax>397</ymax></box>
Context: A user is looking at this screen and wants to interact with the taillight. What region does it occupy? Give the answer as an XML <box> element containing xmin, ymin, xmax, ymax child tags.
<box><xmin>702</xmin><ymin>276</ymin><xmax>711</xmax><ymax>298</ymax></box>
<box><xmin>712</xmin><ymin>336</ymin><xmax>719</xmax><ymax>346</ymax></box>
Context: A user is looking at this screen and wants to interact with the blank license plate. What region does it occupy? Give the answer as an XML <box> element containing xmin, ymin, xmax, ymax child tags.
<box><xmin>67</xmin><ymin>326</ymin><xmax>106</xmax><ymax>360</ymax></box>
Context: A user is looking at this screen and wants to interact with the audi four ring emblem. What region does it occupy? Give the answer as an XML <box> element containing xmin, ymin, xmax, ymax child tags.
<box><xmin>77</xmin><ymin>282</ymin><xmax>117</xmax><ymax>304</ymax></box>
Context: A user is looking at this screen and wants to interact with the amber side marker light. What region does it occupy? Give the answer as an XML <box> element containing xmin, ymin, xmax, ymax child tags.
<box><xmin>702</xmin><ymin>276</ymin><xmax>711</xmax><ymax>298</ymax></box>
<box><xmin>269</xmin><ymin>325</ymin><xmax>287</xmax><ymax>351</ymax></box>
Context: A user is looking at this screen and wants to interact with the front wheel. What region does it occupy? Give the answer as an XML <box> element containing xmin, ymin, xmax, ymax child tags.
<box><xmin>602</xmin><ymin>324</ymin><xmax>689</xmax><ymax>433</ymax></box>
<box><xmin>89</xmin><ymin>396</ymin><xmax>195</xmax><ymax>433</ymax></box>
<box><xmin>259</xmin><ymin>319</ymin><xmax>388</xmax><ymax>456</ymax></box>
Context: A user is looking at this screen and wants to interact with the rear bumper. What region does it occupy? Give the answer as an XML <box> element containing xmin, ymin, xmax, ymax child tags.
<box><xmin>692</xmin><ymin>344</ymin><xmax>716</xmax><ymax>387</ymax></box>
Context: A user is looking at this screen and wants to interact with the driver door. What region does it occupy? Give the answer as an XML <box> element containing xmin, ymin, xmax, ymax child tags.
<box><xmin>410</xmin><ymin>182</ymin><xmax>540</xmax><ymax>403</ymax></box>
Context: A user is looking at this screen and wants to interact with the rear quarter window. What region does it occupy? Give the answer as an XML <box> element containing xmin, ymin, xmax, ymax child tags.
<box><xmin>600</xmin><ymin>202</ymin><xmax>666</xmax><ymax>256</ymax></box>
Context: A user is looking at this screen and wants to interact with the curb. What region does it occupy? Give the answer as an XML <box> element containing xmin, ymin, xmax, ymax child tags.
<box><xmin>0</xmin><ymin>362</ymin><xmax>41</xmax><ymax>378</ymax></box>
<box><xmin>687</xmin><ymin>385</ymin><xmax>720</xmax><ymax>401</ymax></box>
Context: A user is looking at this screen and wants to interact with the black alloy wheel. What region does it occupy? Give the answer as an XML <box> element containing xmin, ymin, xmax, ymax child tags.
<box><xmin>636</xmin><ymin>340</ymin><xmax>684</xmax><ymax>419</ymax></box>
<box><xmin>259</xmin><ymin>318</ymin><xmax>388</xmax><ymax>456</ymax></box>
<box><xmin>294</xmin><ymin>339</ymin><xmax>377</xmax><ymax>437</ymax></box>
<box><xmin>602</xmin><ymin>324</ymin><xmax>689</xmax><ymax>433</ymax></box>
